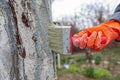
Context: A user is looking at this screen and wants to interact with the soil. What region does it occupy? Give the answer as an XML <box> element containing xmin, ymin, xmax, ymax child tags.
<box><xmin>58</xmin><ymin>73</ymin><xmax>94</xmax><ymax>80</ymax></box>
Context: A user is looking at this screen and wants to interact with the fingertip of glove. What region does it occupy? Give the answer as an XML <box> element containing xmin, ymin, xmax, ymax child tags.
<box><xmin>72</xmin><ymin>37</ymin><xmax>80</xmax><ymax>47</ymax></box>
<box><xmin>79</xmin><ymin>33</ymin><xmax>88</xmax><ymax>49</ymax></box>
<box><xmin>73</xmin><ymin>34</ymin><xmax>79</xmax><ymax>37</ymax></box>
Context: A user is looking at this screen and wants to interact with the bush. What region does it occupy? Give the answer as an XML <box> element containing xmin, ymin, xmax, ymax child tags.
<box><xmin>76</xmin><ymin>56</ymin><xmax>87</xmax><ymax>64</ymax></box>
<box><xmin>93</xmin><ymin>54</ymin><xmax>102</xmax><ymax>65</ymax></box>
<box><xmin>68</xmin><ymin>65</ymin><xmax>78</xmax><ymax>73</ymax></box>
<box><xmin>84</xmin><ymin>66</ymin><xmax>95</xmax><ymax>78</ymax></box>
<box><xmin>114</xmin><ymin>74</ymin><xmax>120</xmax><ymax>80</ymax></box>
<box><xmin>94</xmin><ymin>68</ymin><xmax>112</xmax><ymax>79</ymax></box>
<box><xmin>81</xmin><ymin>66</ymin><xmax>112</xmax><ymax>79</ymax></box>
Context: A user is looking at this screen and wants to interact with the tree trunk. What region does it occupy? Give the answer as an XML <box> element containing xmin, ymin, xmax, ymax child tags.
<box><xmin>0</xmin><ymin>0</ymin><xmax>56</xmax><ymax>80</ymax></box>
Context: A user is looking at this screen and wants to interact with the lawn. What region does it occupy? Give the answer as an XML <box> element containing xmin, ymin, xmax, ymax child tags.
<box><xmin>57</xmin><ymin>46</ymin><xmax>120</xmax><ymax>80</ymax></box>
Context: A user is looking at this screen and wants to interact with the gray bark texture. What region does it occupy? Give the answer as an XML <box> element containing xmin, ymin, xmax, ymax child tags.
<box><xmin>0</xmin><ymin>0</ymin><xmax>56</xmax><ymax>80</ymax></box>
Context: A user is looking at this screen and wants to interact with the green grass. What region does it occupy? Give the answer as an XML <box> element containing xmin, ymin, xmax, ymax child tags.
<box><xmin>80</xmin><ymin>66</ymin><xmax>112</xmax><ymax>79</ymax></box>
<box><xmin>57</xmin><ymin>68</ymin><xmax>68</xmax><ymax>76</ymax></box>
<box><xmin>113</xmin><ymin>74</ymin><xmax>120</xmax><ymax>80</ymax></box>
<box><xmin>93</xmin><ymin>53</ymin><xmax>102</xmax><ymax>65</ymax></box>
<box><xmin>57</xmin><ymin>65</ymin><xmax>79</xmax><ymax>75</ymax></box>
<box><xmin>113</xmin><ymin>48</ymin><xmax>120</xmax><ymax>54</ymax></box>
<box><xmin>76</xmin><ymin>55</ymin><xmax>87</xmax><ymax>64</ymax></box>
<box><xmin>94</xmin><ymin>68</ymin><xmax>112</xmax><ymax>79</ymax></box>
<box><xmin>84</xmin><ymin>66</ymin><xmax>95</xmax><ymax>78</ymax></box>
<box><xmin>68</xmin><ymin>65</ymin><xmax>79</xmax><ymax>73</ymax></box>
<box><xmin>58</xmin><ymin>49</ymin><xmax>120</xmax><ymax>79</ymax></box>
<box><xmin>101</xmin><ymin>49</ymin><xmax>109</xmax><ymax>54</ymax></box>
<box><xmin>108</xmin><ymin>54</ymin><xmax>120</xmax><ymax>65</ymax></box>
<box><xmin>61</xmin><ymin>56</ymin><xmax>72</xmax><ymax>64</ymax></box>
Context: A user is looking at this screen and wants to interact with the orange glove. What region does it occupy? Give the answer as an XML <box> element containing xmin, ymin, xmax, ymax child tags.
<box><xmin>72</xmin><ymin>20</ymin><xmax>120</xmax><ymax>51</ymax></box>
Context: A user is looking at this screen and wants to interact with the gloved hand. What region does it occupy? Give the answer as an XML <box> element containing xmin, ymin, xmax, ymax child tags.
<box><xmin>72</xmin><ymin>20</ymin><xmax>120</xmax><ymax>51</ymax></box>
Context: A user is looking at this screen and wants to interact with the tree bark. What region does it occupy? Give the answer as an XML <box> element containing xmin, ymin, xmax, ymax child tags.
<box><xmin>0</xmin><ymin>0</ymin><xmax>56</xmax><ymax>80</ymax></box>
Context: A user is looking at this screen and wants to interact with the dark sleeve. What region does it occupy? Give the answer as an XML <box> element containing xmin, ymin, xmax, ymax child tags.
<box><xmin>109</xmin><ymin>4</ymin><xmax>120</xmax><ymax>22</ymax></box>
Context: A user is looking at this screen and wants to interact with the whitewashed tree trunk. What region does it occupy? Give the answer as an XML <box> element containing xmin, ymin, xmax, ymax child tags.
<box><xmin>0</xmin><ymin>0</ymin><xmax>56</xmax><ymax>80</ymax></box>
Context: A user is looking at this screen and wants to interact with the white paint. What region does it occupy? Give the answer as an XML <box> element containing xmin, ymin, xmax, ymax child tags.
<box><xmin>0</xmin><ymin>12</ymin><xmax>11</xmax><ymax>80</ymax></box>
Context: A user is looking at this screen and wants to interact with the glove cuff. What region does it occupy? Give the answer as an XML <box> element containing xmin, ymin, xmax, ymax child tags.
<box><xmin>101</xmin><ymin>20</ymin><xmax>120</xmax><ymax>41</ymax></box>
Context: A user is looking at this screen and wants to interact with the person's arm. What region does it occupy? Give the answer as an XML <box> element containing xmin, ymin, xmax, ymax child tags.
<box><xmin>109</xmin><ymin>4</ymin><xmax>120</xmax><ymax>22</ymax></box>
<box><xmin>109</xmin><ymin>4</ymin><xmax>120</xmax><ymax>41</ymax></box>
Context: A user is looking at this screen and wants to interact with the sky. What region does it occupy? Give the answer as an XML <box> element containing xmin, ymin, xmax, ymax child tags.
<box><xmin>52</xmin><ymin>0</ymin><xmax>120</xmax><ymax>21</ymax></box>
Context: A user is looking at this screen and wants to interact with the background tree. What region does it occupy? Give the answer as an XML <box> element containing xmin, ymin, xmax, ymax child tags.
<box><xmin>0</xmin><ymin>0</ymin><xmax>56</xmax><ymax>80</ymax></box>
<box><xmin>59</xmin><ymin>1</ymin><xmax>112</xmax><ymax>31</ymax></box>
<box><xmin>75</xmin><ymin>1</ymin><xmax>112</xmax><ymax>30</ymax></box>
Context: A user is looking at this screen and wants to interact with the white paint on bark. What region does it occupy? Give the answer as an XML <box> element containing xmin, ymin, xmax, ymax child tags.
<box><xmin>0</xmin><ymin>0</ymin><xmax>56</xmax><ymax>80</ymax></box>
<box><xmin>0</xmin><ymin>8</ymin><xmax>12</xmax><ymax>80</ymax></box>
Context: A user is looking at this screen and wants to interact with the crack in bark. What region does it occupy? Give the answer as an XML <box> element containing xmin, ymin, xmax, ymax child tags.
<box><xmin>22</xmin><ymin>12</ymin><xmax>29</xmax><ymax>27</ymax></box>
<box><xmin>21</xmin><ymin>0</ymin><xmax>33</xmax><ymax>28</ymax></box>
<box><xmin>8</xmin><ymin>0</ymin><xmax>26</xmax><ymax>58</ymax></box>
<box><xmin>8</xmin><ymin>0</ymin><xmax>27</xmax><ymax>79</ymax></box>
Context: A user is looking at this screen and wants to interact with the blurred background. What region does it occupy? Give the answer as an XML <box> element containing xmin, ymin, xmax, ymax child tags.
<box><xmin>52</xmin><ymin>0</ymin><xmax>119</xmax><ymax>29</ymax></box>
<box><xmin>51</xmin><ymin>0</ymin><xmax>120</xmax><ymax>80</ymax></box>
